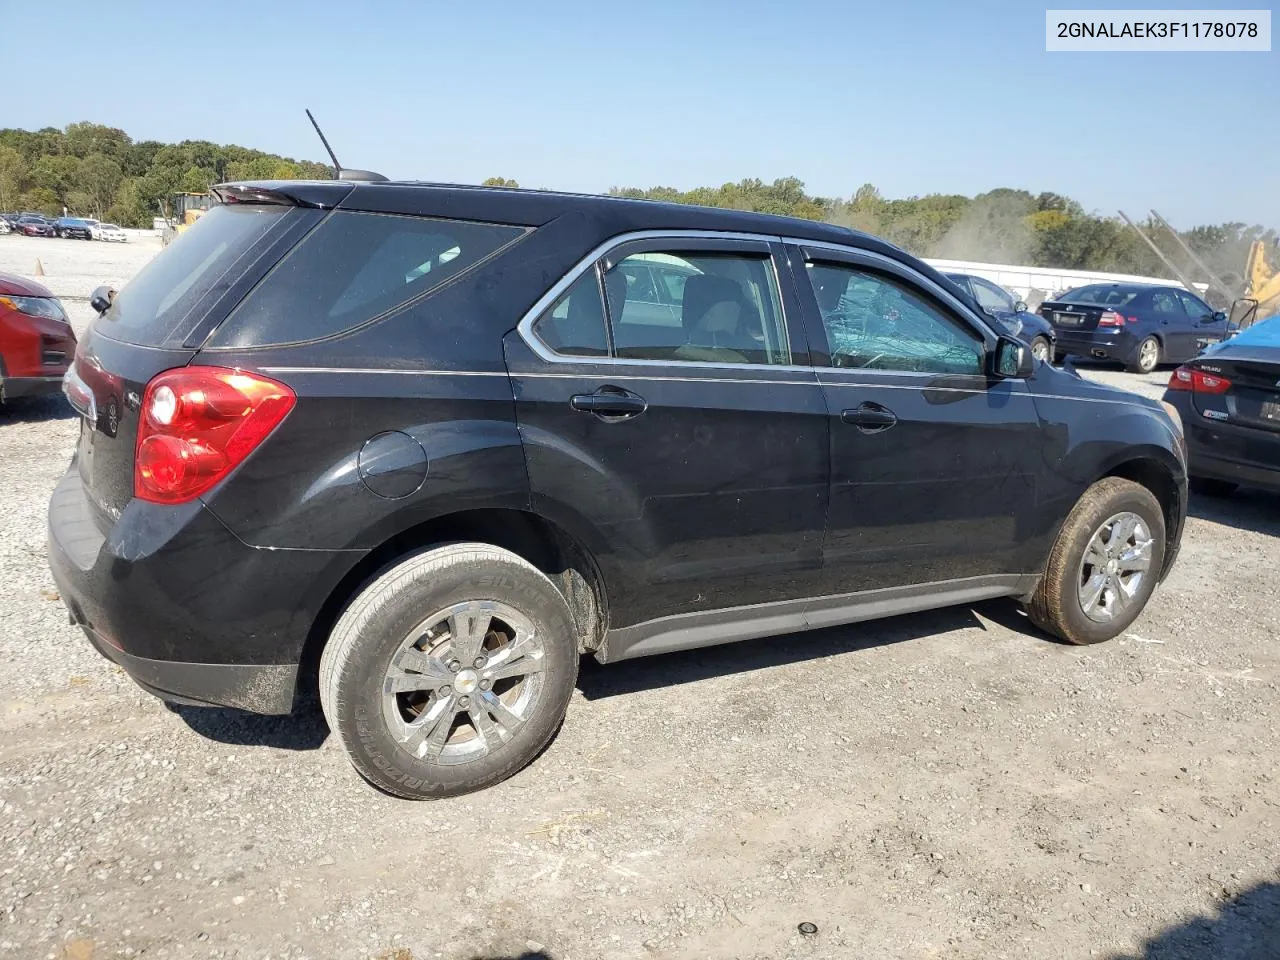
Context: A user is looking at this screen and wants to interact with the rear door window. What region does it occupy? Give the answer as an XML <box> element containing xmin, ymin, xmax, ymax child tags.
<box><xmin>209</xmin><ymin>211</ymin><xmax>526</xmax><ymax>348</ymax></box>
<box><xmin>95</xmin><ymin>204</ymin><xmax>290</xmax><ymax>346</ymax></box>
<box><xmin>1150</xmin><ymin>291</ymin><xmax>1181</xmax><ymax>315</ymax></box>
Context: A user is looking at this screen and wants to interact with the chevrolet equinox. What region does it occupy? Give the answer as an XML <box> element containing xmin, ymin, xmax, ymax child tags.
<box><xmin>48</xmin><ymin>178</ymin><xmax>1188</xmax><ymax>798</ymax></box>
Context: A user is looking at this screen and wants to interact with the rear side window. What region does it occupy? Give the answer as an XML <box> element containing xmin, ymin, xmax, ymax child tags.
<box><xmin>531</xmin><ymin>269</ymin><xmax>610</xmax><ymax>357</ymax></box>
<box><xmin>97</xmin><ymin>204</ymin><xmax>288</xmax><ymax>346</ymax></box>
<box><xmin>209</xmin><ymin>212</ymin><xmax>525</xmax><ymax>348</ymax></box>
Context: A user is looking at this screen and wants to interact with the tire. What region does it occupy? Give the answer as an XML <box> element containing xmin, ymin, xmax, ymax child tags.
<box><xmin>1030</xmin><ymin>336</ymin><xmax>1052</xmax><ymax>364</ymax></box>
<box><xmin>1190</xmin><ymin>477</ymin><xmax>1238</xmax><ymax>498</ymax></box>
<box><xmin>1026</xmin><ymin>477</ymin><xmax>1166</xmax><ymax>645</ymax></box>
<box><xmin>319</xmin><ymin>543</ymin><xmax>579</xmax><ymax>799</ymax></box>
<box><xmin>1129</xmin><ymin>336</ymin><xmax>1160</xmax><ymax>374</ymax></box>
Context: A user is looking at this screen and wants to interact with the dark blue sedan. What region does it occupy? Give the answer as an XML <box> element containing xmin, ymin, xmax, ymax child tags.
<box><xmin>945</xmin><ymin>273</ymin><xmax>1056</xmax><ymax>363</ymax></box>
<box><xmin>1039</xmin><ymin>282</ymin><xmax>1229</xmax><ymax>373</ymax></box>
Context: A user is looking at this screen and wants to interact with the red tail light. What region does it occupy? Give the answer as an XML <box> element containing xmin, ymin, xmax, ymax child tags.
<box><xmin>1167</xmin><ymin>365</ymin><xmax>1232</xmax><ymax>395</ymax></box>
<box><xmin>135</xmin><ymin>366</ymin><xmax>296</xmax><ymax>504</ymax></box>
<box><xmin>1098</xmin><ymin>311</ymin><xmax>1124</xmax><ymax>327</ymax></box>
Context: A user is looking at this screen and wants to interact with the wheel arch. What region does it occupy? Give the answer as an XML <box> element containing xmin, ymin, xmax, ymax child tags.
<box><xmin>296</xmin><ymin>507</ymin><xmax>610</xmax><ymax>700</ymax></box>
<box><xmin>1098</xmin><ymin>450</ymin><xmax>1184</xmax><ymax>581</ymax></box>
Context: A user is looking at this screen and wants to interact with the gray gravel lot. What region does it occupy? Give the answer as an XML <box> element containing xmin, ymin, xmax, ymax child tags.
<box><xmin>1</xmin><ymin>233</ymin><xmax>1277</xmax><ymax>960</ymax></box>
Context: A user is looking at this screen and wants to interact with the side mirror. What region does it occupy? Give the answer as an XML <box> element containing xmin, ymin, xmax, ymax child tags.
<box><xmin>90</xmin><ymin>284</ymin><xmax>115</xmax><ymax>315</ymax></box>
<box><xmin>992</xmin><ymin>335</ymin><xmax>1034</xmax><ymax>379</ymax></box>
<box><xmin>1014</xmin><ymin>300</ymin><xmax>1028</xmax><ymax>313</ymax></box>
<box><xmin>1210</xmin><ymin>310</ymin><xmax>1227</xmax><ymax>323</ymax></box>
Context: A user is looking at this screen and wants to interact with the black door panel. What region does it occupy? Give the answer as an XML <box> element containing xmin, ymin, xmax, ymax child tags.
<box><xmin>505</xmin><ymin>335</ymin><xmax>829</xmax><ymax>627</ymax></box>
<box><xmin>786</xmin><ymin>243</ymin><xmax>1043</xmax><ymax>592</ymax></box>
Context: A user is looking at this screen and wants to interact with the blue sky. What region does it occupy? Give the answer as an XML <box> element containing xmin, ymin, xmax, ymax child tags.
<box><xmin>5</xmin><ymin>0</ymin><xmax>1276</xmax><ymax>228</ymax></box>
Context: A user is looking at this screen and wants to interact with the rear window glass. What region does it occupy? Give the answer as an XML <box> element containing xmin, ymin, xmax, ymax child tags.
<box><xmin>96</xmin><ymin>204</ymin><xmax>288</xmax><ymax>345</ymax></box>
<box><xmin>1061</xmin><ymin>284</ymin><xmax>1141</xmax><ymax>307</ymax></box>
<box><xmin>210</xmin><ymin>211</ymin><xmax>526</xmax><ymax>348</ymax></box>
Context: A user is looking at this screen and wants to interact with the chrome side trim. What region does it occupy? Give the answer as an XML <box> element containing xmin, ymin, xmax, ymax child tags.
<box><xmin>517</xmin><ymin>370</ymin><xmax>819</xmax><ymax>387</ymax></box>
<box><xmin>259</xmin><ymin>367</ymin><xmax>509</xmax><ymax>377</ymax></box>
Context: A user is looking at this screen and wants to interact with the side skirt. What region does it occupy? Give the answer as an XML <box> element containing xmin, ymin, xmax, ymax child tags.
<box><xmin>595</xmin><ymin>573</ymin><xmax>1040</xmax><ymax>664</ymax></box>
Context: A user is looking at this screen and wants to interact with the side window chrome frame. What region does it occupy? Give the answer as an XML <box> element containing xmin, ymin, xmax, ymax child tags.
<box><xmin>517</xmin><ymin>229</ymin><xmax>807</xmax><ymax>371</ymax></box>
<box><xmin>789</xmin><ymin>238</ymin><xmax>1002</xmax><ymax>351</ymax></box>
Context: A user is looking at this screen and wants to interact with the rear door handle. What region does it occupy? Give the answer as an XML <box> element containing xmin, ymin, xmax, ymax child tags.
<box><xmin>842</xmin><ymin>402</ymin><xmax>897</xmax><ymax>432</ymax></box>
<box><xmin>570</xmin><ymin>387</ymin><xmax>647</xmax><ymax>419</ymax></box>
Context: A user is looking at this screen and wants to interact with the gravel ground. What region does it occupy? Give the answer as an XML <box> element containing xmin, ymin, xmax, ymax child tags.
<box><xmin>1</xmin><ymin>234</ymin><xmax>1277</xmax><ymax>960</ymax></box>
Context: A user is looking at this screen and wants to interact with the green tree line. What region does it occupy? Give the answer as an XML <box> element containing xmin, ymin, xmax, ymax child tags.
<box><xmin>2</xmin><ymin>123</ymin><xmax>1270</xmax><ymax>297</ymax></box>
<box><xmin>0</xmin><ymin>122</ymin><xmax>332</xmax><ymax>227</ymax></box>
<box><xmin>607</xmin><ymin>178</ymin><xmax>1276</xmax><ymax>300</ymax></box>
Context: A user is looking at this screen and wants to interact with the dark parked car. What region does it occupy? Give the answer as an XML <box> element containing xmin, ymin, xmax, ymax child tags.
<box><xmin>53</xmin><ymin>217</ymin><xmax>95</xmax><ymax>240</ymax></box>
<box><xmin>0</xmin><ymin>271</ymin><xmax>76</xmax><ymax>402</ymax></box>
<box><xmin>1039</xmin><ymin>282</ymin><xmax>1228</xmax><ymax>373</ymax></box>
<box><xmin>944</xmin><ymin>273</ymin><xmax>1056</xmax><ymax>362</ymax></box>
<box><xmin>1162</xmin><ymin>316</ymin><xmax>1280</xmax><ymax>496</ymax></box>
<box><xmin>49</xmin><ymin>179</ymin><xmax>1188</xmax><ymax>798</ymax></box>
<box><xmin>15</xmin><ymin>216</ymin><xmax>54</xmax><ymax>237</ymax></box>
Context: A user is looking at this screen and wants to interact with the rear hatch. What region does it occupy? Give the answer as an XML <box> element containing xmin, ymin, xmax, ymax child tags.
<box><xmin>65</xmin><ymin>195</ymin><xmax>327</xmax><ymax>528</ymax></box>
<box><xmin>1038</xmin><ymin>299</ymin><xmax>1107</xmax><ymax>332</ymax></box>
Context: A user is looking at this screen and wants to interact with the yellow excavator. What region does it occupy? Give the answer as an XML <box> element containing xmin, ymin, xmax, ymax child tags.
<box><xmin>1231</xmin><ymin>239</ymin><xmax>1280</xmax><ymax>329</ymax></box>
<box><xmin>160</xmin><ymin>192</ymin><xmax>212</xmax><ymax>246</ymax></box>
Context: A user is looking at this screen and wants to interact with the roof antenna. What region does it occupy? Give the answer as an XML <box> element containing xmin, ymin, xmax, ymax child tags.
<box><xmin>306</xmin><ymin>109</ymin><xmax>342</xmax><ymax>176</ymax></box>
<box><xmin>304</xmin><ymin>109</ymin><xmax>389</xmax><ymax>183</ymax></box>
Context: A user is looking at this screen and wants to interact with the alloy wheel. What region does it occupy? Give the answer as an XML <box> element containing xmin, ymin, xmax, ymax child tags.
<box><xmin>380</xmin><ymin>600</ymin><xmax>546</xmax><ymax>766</ymax></box>
<box><xmin>1077</xmin><ymin>511</ymin><xmax>1154</xmax><ymax>623</ymax></box>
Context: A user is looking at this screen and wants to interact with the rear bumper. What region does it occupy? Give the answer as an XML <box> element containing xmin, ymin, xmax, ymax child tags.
<box><xmin>2</xmin><ymin>374</ymin><xmax>65</xmax><ymax>399</ymax></box>
<box><xmin>78</xmin><ymin>622</ymin><xmax>298</xmax><ymax>712</ymax></box>
<box><xmin>1053</xmin><ymin>330</ymin><xmax>1138</xmax><ymax>363</ymax></box>
<box><xmin>47</xmin><ymin>466</ymin><xmax>358</xmax><ymax>714</ymax></box>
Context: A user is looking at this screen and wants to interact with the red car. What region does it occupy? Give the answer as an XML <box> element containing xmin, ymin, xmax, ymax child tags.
<box><xmin>15</xmin><ymin>216</ymin><xmax>54</xmax><ymax>237</ymax></box>
<box><xmin>0</xmin><ymin>272</ymin><xmax>76</xmax><ymax>402</ymax></box>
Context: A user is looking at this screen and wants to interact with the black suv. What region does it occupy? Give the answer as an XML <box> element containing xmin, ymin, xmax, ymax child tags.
<box><xmin>48</xmin><ymin>179</ymin><xmax>1188</xmax><ymax>798</ymax></box>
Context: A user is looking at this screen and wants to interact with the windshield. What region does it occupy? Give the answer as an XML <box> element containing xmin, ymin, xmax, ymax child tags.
<box><xmin>96</xmin><ymin>203</ymin><xmax>289</xmax><ymax>345</ymax></box>
<box><xmin>1060</xmin><ymin>284</ymin><xmax>1142</xmax><ymax>307</ymax></box>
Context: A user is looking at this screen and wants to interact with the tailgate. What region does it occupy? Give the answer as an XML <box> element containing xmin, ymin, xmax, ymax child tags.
<box><xmin>62</xmin><ymin>200</ymin><xmax>313</xmax><ymax>527</ymax></box>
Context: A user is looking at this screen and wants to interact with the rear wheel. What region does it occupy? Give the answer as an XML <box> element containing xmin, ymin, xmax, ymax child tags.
<box><xmin>1129</xmin><ymin>336</ymin><xmax>1160</xmax><ymax>374</ymax></box>
<box><xmin>1027</xmin><ymin>477</ymin><xmax>1165</xmax><ymax>645</ymax></box>
<box><xmin>1190</xmin><ymin>477</ymin><xmax>1238</xmax><ymax>498</ymax></box>
<box><xmin>320</xmin><ymin>543</ymin><xmax>579</xmax><ymax>799</ymax></box>
<box><xmin>1030</xmin><ymin>336</ymin><xmax>1052</xmax><ymax>364</ymax></box>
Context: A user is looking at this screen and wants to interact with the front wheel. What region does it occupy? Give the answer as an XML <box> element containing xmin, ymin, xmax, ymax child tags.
<box><xmin>1029</xmin><ymin>336</ymin><xmax>1052</xmax><ymax>364</ymax></box>
<box><xmin>1026</xmin><ymin>477</ymin><xmax>1165</xmax><ymax>644</ymax></box>
<box><xmin>1129</xmin><ymin>336</ymin><xmax>1161</xmax><ymax>374</ymax></box>
<box><xmin>320</xmin><ymin>543</ymin><xmax>579</xmax><ymax>799</ymax></box>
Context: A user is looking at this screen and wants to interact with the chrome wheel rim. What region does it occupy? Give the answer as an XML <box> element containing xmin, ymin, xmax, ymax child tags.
<box><xmin>1077</xmin><ymin>512</ymin><xmax>1154</xmax><ymax>623</ymax></box>
<box><xmin>381</xmin><ymin>600</ymin><xmax>546</xmax><ymax>766</ymax></box>
<box><xmin>1031</xmin><ymin>339</ymin><xmax>1050</xmax><ymax>362</ymax></box>
<box><xmin>1139</xmin><ymin>339</ymin><xmax>1158</xmax><ymax>369</ymax></box>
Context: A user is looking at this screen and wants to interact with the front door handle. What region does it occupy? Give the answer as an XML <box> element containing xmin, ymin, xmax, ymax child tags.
<box><xmin>842</xmin><ymin>402</ymin><xmax>897</xmax><ymax>433</ymax></box>
<box><xmin>570</xmin><ymin>387</ymin><xmax>647</xmax><ymax>419</ymax></box>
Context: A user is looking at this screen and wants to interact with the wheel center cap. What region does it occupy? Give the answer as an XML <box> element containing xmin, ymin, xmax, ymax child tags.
<box><xmin>1106</xmin><ymin>558</ymin><xmax>1119</xmax><ymax>575</ymax></box>
<box><xmin>453</xmin><ymin>669</ymin><xmax>479</xmax><ymax>695</ymax></box>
